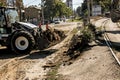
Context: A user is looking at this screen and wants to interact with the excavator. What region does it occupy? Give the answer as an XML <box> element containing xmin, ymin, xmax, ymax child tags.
<box><xmin>111</xmin><ymin>0</ymin><xmax>120</xmax><ymax>22</ymax></box>
<box><xmin>0</xmin><ymin>7</ymin><xmax>65</xmax><ymax>54</ymax></box>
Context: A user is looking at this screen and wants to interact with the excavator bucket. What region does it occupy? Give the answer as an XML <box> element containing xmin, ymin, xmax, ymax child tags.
<box><xmin>37</xmin><ymin>26</ymin><xmax>65</xmax><ymax>50</ymax></box>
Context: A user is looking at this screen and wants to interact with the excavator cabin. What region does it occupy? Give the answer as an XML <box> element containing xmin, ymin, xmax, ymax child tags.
<box><xmin>0</xmin><ymin>7</ymin><xmax>19</xmax><ymax>34</ymax></box>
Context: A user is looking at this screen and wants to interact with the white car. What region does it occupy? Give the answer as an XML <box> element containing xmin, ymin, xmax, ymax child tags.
<box><xmin>54</xmin><ymin>19</ymin><xmax>60</xmax><ymax>24</ymax></box>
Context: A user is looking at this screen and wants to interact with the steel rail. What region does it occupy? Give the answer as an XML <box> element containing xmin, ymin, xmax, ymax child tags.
<box><xmin>102</xmin><ymin>19</ymin><xmax>120</xmax><ymax>66</ymax></box>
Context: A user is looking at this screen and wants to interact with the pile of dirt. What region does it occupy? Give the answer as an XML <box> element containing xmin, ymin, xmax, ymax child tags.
<box><xmin>41</xmin><ymin>25</ymin><xmax>97</xmax><ymax>79</ymax></box>
<box><xmin>37</xmin><ymin>27</ymin><xmax>66</xmax><ymax>50</ymax></box>
<box><xmin>66</xmin><ymin>24</ymin><xmax>96</xmax><ymax>60</ymax></box>
<box><xmin>44</xmin><ymin>28</ymin><xmax>65</xmax><ymax>42</ymax></box>
<box><xmin>43</xmin><ymin>28</ymin><xmax>66</xmax><ymax>47</ymax></box>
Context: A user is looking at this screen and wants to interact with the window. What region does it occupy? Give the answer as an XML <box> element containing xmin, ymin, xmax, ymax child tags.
<box><xmin>5</xmin><ymin>9</ymin><xmax>19</xmax><ymax>24</ymax></box>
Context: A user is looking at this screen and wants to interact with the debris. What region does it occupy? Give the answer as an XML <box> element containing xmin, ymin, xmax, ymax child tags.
<box><xmin>66</xmin><ymin>25</ymin><xmax>95</xmax><ymax>59</ymax></box>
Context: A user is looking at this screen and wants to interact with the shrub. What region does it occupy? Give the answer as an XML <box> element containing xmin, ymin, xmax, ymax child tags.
<box><xmin>81</xmin><ymin>26</ymin><xmax>95</xmax><ymax>44</ymax></box>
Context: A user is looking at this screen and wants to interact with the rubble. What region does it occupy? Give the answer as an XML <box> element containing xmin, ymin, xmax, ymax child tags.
<box><xmin>37</xmin><ymin>25</ymin><xmax>66</xmax><ymax>49</ymax></box>
<box><xmin>66</xmin><ymin>25</ymin><xmax>95</xmax><ymax>59</ymax></box>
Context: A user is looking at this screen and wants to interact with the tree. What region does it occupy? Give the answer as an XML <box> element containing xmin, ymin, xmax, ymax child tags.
<box><xmin>16</xmin><ymin>0</ymin><xmax>24</xmax><ymax>8</ymax></box>
<box><xmin>81</xmin><ymin>0</ymin><xmax>87</xmax><ymax>17</ymax></box>
<box><xmin>93</xmin><ymin>0</ymin><xmax>111</xmax><ymax>13</ymax></box>
<box><xmin>43</xmin><ymin>0</ymin><xmax>55</xmax><ymax>20</ymax></box>
<box><xmin>16</xmin><ymin>0</ymin><xmax>24</xmax><ymax>21</ymax></box>
<box><xmin>43</xmin><ymin>0</ymin><xmax>72</xmax><ymax>20</ymax></box>
<box><xmin>81</xmin><ymin>0</ymin><xmax>111</xmax><ymax>16</ymax></box>
<box><xmin>0</xmin><ymin>2</ymin><xmax>3</xmax><ymax>6</ymax></box>
<box><xmin>65</xmin><ymin>7</ymin><xmax>72</xmax><ymax>17</ymax></box>
<box><xmin>76</xmin><ymin>6</ymin><xmax>81</xmax><ymax>17</ymax></box>
<box><xmin>56</xmin><ymin>1</ymin><xmax>72</xmax><ymax>17</ymax></box>
<box><xmin>0</xmin><ymin>0</ymin><xmax>6</xmax><ymax>6</ymax></box>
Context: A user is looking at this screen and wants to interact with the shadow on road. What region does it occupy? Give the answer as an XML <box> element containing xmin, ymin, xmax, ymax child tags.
<box><xmin>106</xmin><ymin>30</ymin><xmax>120</xmax><ymax>34</ymax></box>
<box><xmin>0</xmin><ymin>47</ymin><xmax>58</xmax><ymax>59</ymax></box>
<box><xmin>96</xmin><ymin>36</ymin><xmax>120</xmax><ymax>52</ymax></box>
<box><xmin>95</xmin><ymin>37</ymin><xmax>107</xmax><ymax>46</ymax></box>
<box><xmin>0</xmin><ymin>48</ymin><xmax>24</xmax><ymax>59</ymax></box>
<box><xmin>109</xmin><ymin>41</ymin><xmax>120</xmax><ymax>52</ymax></box>
<box><xmin>21</xmin><ymin>49</ymin><xmax>58</xmax><ymax>59</ymax></box>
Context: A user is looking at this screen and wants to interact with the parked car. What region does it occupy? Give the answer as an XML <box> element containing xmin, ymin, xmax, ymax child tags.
<box><xmin>105</xmin><ymin>12</ymin><xmax>110</xmax><ymax>17</ymax></box>
<box><xmin>54</xmin><ymin>19</ymin><xmax>60</xmax><ymax>24</ymax></box>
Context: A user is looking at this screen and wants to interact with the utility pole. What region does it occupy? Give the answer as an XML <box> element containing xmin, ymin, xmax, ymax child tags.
<box><xmin>87</xmin><ymin>0</ymin><xmax>90</xmax><ymax>24</ymax></box>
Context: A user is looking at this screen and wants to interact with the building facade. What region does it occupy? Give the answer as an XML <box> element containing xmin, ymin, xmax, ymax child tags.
<box><xmin>92</xmin><ymin>5</ymin><xmax>101</xmax><ymax>16</ymax></box>
<box><xmin>24</xmin><ymin>6</ymin><xmax>41</xmax><ymax>24</ymax></box>
<box><xmin>66</xmin><ymin>0</ymin><xmax>73</xmax><ymax>10</ymax></box>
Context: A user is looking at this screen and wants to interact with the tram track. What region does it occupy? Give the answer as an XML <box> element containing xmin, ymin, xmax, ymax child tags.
<box><xmin>102</xmin><ymin>19</ymin><xmax>120</xmax><ymax>66</ymax></box>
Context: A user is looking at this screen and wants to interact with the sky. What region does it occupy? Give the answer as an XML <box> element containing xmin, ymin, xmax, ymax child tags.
<box><xmin>23</xmin><ymin>0</ymin><xmax>83</xmax><ymax>9</ymax></box>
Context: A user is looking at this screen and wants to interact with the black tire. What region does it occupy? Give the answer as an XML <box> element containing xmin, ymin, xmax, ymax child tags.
<box><xmin>6</xmin><ymin>36</ymin><xmax>12</xmax><ymax>50</ymax></box>
<box><xmin>6</xmin><ymin>31</ymin><xmax>17</xmax><ymax>50</ymax></box>
<box><xmin>11</xmin><ymin>31</ymin><xmax>35</xmax><ymax>54</ymax></box>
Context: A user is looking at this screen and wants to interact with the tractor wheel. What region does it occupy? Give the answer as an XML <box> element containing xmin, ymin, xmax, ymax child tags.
<box><xmin>11</xmin><ymin>31</ymin><xmax>35</xmax><ymax>54</ymax></box>
<box><xmin>6</xmin><ymin>31</ymin><xmax>17</xmax><ymax>50</ymax></box>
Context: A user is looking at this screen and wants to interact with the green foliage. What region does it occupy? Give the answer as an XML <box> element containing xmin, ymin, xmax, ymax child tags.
<box><xmin>81</xmin><ymin>1</ymin><xmax>87</xmax><ymax>17</ymax></box>
<box><xmin>43</xmin><ymin>0</ymin><xmax>55</xmax><ymax>20</ymax></box>
<box><xmin>67</xmin><ymin>25</ymin><xmax>95</xmax><ymax>55</ymax></box>
<box><xmin>93</xmin><ymin>0</ymin><xmax>111</xmax><ymax>12</ymax></box>
<box><xmin>43</xmin><ymin>0</ymin><xmax>72</xmax><ymax>19</ymax></box>
<box><xmin>81</xmin><ymin>0</ymin><xmax>111</xmax><ymax>16</ymax></box>
<box><xmin>56</xmin><ymin>2</ymin><xmax>65</xmax><ymax>17</ymax></box>
<box><xmin>0</xmin><ymin>2</ymin><xmax>2</xmax><ymax>6</ymax></box>
<box><xmin>76</xmin><ymin>6</ymin><xmax>81</xmax><ymax>17</ymax></box>
<box><xmin>81</xmin><ymin>26</ymin><xmax>94</xmax><ymax>43</ymax></box>
<box><xmin>0</xmin><ymin>2</ymin><xmax>5</xmax><ymax>6</ymax></box>
<box><xmin>99</xmin><ymin>0</ymin><xmax>111</xmax><ymax>12</ymax></box>
<box><xmin>46</xmin><ymin>63</ymin><xmax>60</xmax><ymax>80</ymax></box>
<box><xmin>64</xmin><ymin>7</ymin><xmax>73</xmax><ymax>17</ymax></box>
<box><xmin>71</xmin><ymin>28</ymin><xmax>78</xmax><ymax>34</ymax></box>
